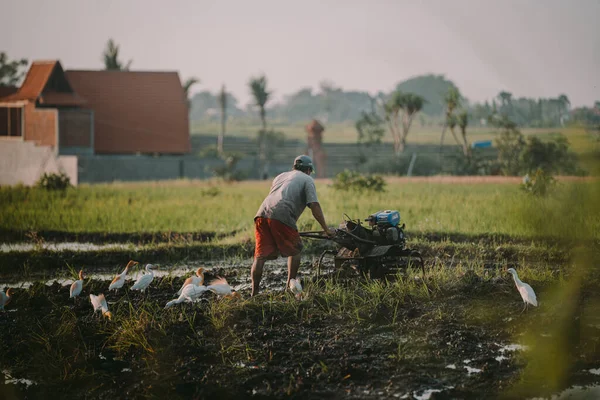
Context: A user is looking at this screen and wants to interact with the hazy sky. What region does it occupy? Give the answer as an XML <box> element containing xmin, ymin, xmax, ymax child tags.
<box><xmin>2</xmin><ymin>0</ymin><xmax>599</xmax><ymax>107</ymax></box>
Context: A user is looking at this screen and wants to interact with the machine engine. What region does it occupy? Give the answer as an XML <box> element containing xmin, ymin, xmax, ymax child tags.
<box><xmin>365</xmin><ymin>210</ymin><xmax>406</xmax><ymax>247</ymax></box>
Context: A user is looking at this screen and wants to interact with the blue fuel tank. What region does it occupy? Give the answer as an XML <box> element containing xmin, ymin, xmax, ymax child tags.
<box><xmin>375</xmin><ymin>210</ymin><xmax>400</xmax><ymax>227</ymax></box>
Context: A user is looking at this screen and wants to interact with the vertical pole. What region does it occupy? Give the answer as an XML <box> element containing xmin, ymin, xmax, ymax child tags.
<box><xmin>407</xmin><ymin>152</ymin><xmax>418</xmax><ymax>177</ymax></box>
<box><xmin>7</xmin><ymin>107</ymin><xmax>11</xmax><ymax>136</ymax></box>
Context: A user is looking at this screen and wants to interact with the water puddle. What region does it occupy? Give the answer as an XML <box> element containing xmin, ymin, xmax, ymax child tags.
<box><xmin>528</xmin><ymin>384</ymin><xmax>600</xmax><ymax>400</ymax></box>
<box><xmin>0</xmin><ymin>261</ymin><xmax>241</xmax><ymax>289</ymax></box>
<box><xmin>1</xmin><ymin>242</ymin><xmax>134</xmax><ymax>253</ymax></box>
<box><xmin>465</xmin><ymin>366</ymin><xmax>482</xmax><ymax>375</ymax></box>
<box><xmin>412</xmin><ymin>387</ymin><xmax>454</xmax><ymax>400</ymax></box>
<box><xmin>1</xmin><ymin>369</ymin><xmax>37</xmax><ymax>388</ymax></box>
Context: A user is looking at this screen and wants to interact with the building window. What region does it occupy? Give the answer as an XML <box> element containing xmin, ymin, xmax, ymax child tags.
<box><xmin>0</xmin><ymin>107</ymin><xmax>22</xmax><ymax>137</ymax></box>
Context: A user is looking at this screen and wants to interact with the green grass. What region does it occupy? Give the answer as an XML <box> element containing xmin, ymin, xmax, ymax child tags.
<box><xmin>1</xmin><ymin>179</ymin><xmax>598</xmax><ymax>241</ymax></box>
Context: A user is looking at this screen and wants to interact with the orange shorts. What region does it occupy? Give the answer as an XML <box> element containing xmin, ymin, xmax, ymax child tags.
<box><xmin>254</xmin><ymin>217</ymin><xmax>303</xmax><ymax>259</ymax></box>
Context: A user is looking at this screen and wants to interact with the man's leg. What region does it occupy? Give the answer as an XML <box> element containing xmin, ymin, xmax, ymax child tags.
<box><xmin>286</xmin><ymin>253</ymin><xmax>301</xmax><ymax>290</ymax></box>
<box><xmin>251</xmin><ymin>257</ymin><xmax>267</xmax><ymax>297</ymax></box>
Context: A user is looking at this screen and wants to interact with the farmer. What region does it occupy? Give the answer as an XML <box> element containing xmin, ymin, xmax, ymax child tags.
<box><xmin>251</xmin><ymin>155</ymin><xmax>334</xmax><ymax>297</ymax></box>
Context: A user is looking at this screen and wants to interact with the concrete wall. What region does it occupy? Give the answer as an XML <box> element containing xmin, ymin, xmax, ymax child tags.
<box><xmin>0</xmin><ymin>140</ymin><xmax>78</xmax><ymax>186</ymax></box>
<box><xmin>24</xmin><ymin>103</ymin><xmax>57</xmax><ymax>147</ymax></box>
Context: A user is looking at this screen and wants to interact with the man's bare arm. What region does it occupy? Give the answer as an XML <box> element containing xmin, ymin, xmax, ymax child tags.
<box><xmin>308</xmin><ymin>202</ymin><xmax>334</xmax><ymax>235</ymax></box>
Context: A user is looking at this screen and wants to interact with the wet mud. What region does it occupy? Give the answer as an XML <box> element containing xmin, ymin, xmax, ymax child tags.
<box><xmin>1</xmin><ymin>262</ymin><xmax>599</xmax><ymax>400</ymax></box>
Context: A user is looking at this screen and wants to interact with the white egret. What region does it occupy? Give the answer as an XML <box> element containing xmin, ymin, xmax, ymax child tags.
<box><xmin>289</xmin><ymin>278</ymin><xmax>302</xmax><ymax>299</ymax></box>
<box><xmin>507</xmin><ymin>268</ymin><xmax>538</xmax><ymax>311</ymax></box>
<box><xmin>69</xmin><ymin>269</ymin><xmax>85</xmax><ymax>301</ymax></box>
<box><xmin>109</xmin><ymin>260</ymin><xmax>138</xmax><ymax>291</ymax></box>
<box><xmin>90</xmin><ymin>294</ymin><xmax>112</xmax><ymax>319</ymax></box>
<box><xmin>130</xmin><ymin>264</ymin><xmax>157</xmax><ymax>292</ymax></box>
<box><xmin>176</xmin><ymin>267</ymin><xmax>205</xmax><ymax>295</ymax></box>
<box><xmin>0</xmin><ymin>288</ymin><xmax>12</xmax><ymax>310</ymax></box>
<box><xmin>165</xmin><ymin>284</ymin><xmax>208</xmax><ymax>308</ymax></box>
<box><xmin>207</xmin><ymin>277</ymin><xmax>240</xmax><ymax>298</ymax></box>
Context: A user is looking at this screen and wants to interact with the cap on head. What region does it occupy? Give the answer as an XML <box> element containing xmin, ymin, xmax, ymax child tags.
<box><xmin>293</xmin><ymin>155</ymin><xmax>315</xmax><ymax>173</ymax></box>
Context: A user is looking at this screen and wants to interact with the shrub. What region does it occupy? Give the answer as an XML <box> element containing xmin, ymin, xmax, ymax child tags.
<box><xmin>331</xmin><ymin>170</ymin><xmax>386</xmax><ymax>193</ymax></box>
<box><xmin>213</xmin><ymin>153</ymin><xmax>246</xmax><ymax>182</ymax></box>
<box><xmin>520</xmin><ymin>168</ymin><xmax>556</xmax><ymax>197</ymax></box>
<box><xmin>36</xmin><ymin>172</ymin><xmax>71</xmax><ymax>191</ymax></box>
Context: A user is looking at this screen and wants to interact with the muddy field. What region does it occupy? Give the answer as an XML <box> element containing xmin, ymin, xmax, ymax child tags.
<box><xmin>1</xmin><ymin>233</ymin><xmax>600</xmax><ymax>400</ymax></box>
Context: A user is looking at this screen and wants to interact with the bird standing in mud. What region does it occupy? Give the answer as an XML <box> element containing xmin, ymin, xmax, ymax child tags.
<box><xmin>0</xmin><ymin>288</ymin><xmax>12</xmax><ymax>310</ymax></box>
<box><xmin>90</xmin><ymin>294</ymin><xmax>112</xmax><ymax>320</ymax></box>
<box><xmin>507</xmin><ymin>268</ymin><xmax>538</xmax><ymax>312</ymax></box>
<box><xmin>69</xmin><ymin>269</ymin><xmax>85</xmax><ymax>302</ymax></box>
<box><xmin>176</xmin><ymin>267</ymin><xmax>205</xmax><ymax>295</ymax></box>
<box><xmin>109</xmin><ymin>260</ymin><xmax>138</xmax><ymax>292</ymax></box>
<box><xmin>130</xmin><ymin>264</ymin><xmax>157</xmax><ymax>292</ymax></box>
<box><xmin>207</xmin><ymin>277</ymin><xmax>241</xmax><ymax>299</ymax></box>
<box><xmin>165</xmin><ymin>284</ymin><xmax>208</xmax><ymax>308</ymax></box>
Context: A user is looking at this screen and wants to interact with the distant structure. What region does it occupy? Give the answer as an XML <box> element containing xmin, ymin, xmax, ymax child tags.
<box><xmin>305</xmin><ymin>119</ymin><xmax>326</xmax><ymax>179</ymax></box>
<box><xmin>0</xmin><ymin>60</ymin><xmax>190</xmax><ymax>185</ymax></box>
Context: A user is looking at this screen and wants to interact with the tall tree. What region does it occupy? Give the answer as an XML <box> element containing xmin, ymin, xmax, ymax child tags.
<box><xmin>440</xmin><ymin>87</ymin><xmax>463</xmax><ymax>151</ymax></box>
<box><xmin>182</xmin><ymin>77</ymin><xmax>199</xmax><ymax>108</ymax></box>
<box><xmin>103</xmin><ymin>39</ymin><xmax>132</xmax><ymax>71</ymax></box>
<box><xmin>217</xmin><ymin>84</ymin><xmax>227</xmax><ymax>155</ymax></box>
<box><xmin>248</xmin><ymin>75</ymin><xmax>271</xmax><ymax>177</ymax></box>
<box><xmin>383</xmin><ymin>91</ymin><xmax>425</xmax><ymax>155</ymax></box>
<box><xmin>0</xmin><ymin>52</ymin><xmax>28</xmax><ymax>86</ymax></box>
<box><xmin>557</xmin><ymin>94</ymin><xmax>570</xmax><ymax>126</ymax></box>
<box><xmin>457</xmin><ymin>111</ymin><xmax>470</xmax><ymax>156</ymax></box>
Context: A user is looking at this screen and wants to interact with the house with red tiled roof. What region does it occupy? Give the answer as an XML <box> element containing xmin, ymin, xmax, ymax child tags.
<box><xmin>0</xmin><ymin>60</ymin><xmax>190</xmax><ymax>155</ymax></box>
<box><xmin>0</xmin><ymin>60</ymin><xmax>192</xmax><ymax>185</ymax></box>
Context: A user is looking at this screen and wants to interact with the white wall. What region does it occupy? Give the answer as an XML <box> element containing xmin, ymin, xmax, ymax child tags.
<box><xmin>0</xmin><ymin>139</ymin><xmax>78</xmax><ymax>186</ymax></box>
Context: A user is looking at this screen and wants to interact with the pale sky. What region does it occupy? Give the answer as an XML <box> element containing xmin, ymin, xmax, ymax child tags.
<box><xmin>2</xmin><ymin>0</ymin><xmax>599</xmax><ymax>107</ymax></box>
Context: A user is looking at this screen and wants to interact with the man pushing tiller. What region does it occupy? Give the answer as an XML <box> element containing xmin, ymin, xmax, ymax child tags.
<box><xmin>251</xmin><ymin>155</ymin><xmax>334</xmax><ymax>297</ymax></box>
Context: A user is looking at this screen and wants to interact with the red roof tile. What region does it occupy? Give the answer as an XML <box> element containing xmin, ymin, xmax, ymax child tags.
<box><xmin>65</xmin><ymin>70</ymin><xmax>190</xmax><ymax>154</ymax></box>
<box><xmin>39</xmin><ymin>92</ymin><xmax>87</xmax><ymax>107</ymax></box>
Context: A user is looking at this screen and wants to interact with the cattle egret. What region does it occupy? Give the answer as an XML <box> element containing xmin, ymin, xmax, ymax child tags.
<box><xmin>507</xmin><ymin>268</ymin><xmax>538</xmax><ymax>311</ymax></box>
<box><xmin>109</xmin><ymin>260</ymin><xmax>138</xmax><ymax>291</ymax></box>
<box><xmin>130</xmin><ymin>264</ymin><xmax>156</xmax><ymax>292</ymax></box>
<box><xmin>289</xmin><ymin>278</ymin><xmax>302</xmax><ymax>299</ymax></box>
<box><xmin>0</xmin><ymin>288</ymin><xmax>12</xmax><ymax>310</ymax></box>
<box><xmin>90</xmin><ymin>294</ymin><xmax>112</xmax><ymax>319</ymax></box>
<box><xmin>165</xmin><ymin>284</ymin><xmax>208</xmax><ymax>308</ymax></box>
<box><xmin>176</xmin><ymin>267</ymin><xmax>205</xmax><ymax>295</ymax></box>
<box><xmin>69</xmin><ymin>269</ymin><xmax>85</xmax><ymax>301</ymax></box>
<box><xmin>207</xmin><ymin>277</ymin><xmax>236</xmax><ymax>296</ymax></box>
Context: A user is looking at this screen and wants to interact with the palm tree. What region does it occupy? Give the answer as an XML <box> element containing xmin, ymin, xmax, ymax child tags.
<box><xmin>103</xmin><ymin>39</ymin><xmax>132</xmax><ymax>71</ymax></box>
<box><xmin>398</xmin><ymin>93</ymin><xmax>425</xmax><ymax>154</ymax></box>
<box><xmin>457</xmin><ymin>111</ymin><xmax>470</xmax><ymax>156</ymax></box>
<box><xmin>217</xmin><ymin>84</ymin><xmax>227</xmax><ymax>155</ymax></box>
<box><xmin>182</xmin><ymin>77</ymin><xmax>199</xmax><ymax>109</ymax></box>
<box><xmin>248</xmin><ymin>75</ymin><xmax>271</xmax><ymax>178</ymax></box>
<box><xmin>440</xmin><ymin>87</ymin><xmax>462</xmax><ymax>150</ymax></box>
<box><xmin>557</xmin><ymin>94</ymin><xmax>570</xmax><ymax>126</ymax></box>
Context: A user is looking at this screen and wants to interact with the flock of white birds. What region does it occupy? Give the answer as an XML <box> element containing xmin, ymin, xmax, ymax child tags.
<box><xmin>0</xmin><ymin>260</ymin><xmax>245</xmax><ymax>319</ymax></box>
<box><xmin>0</xmin><ymin>264</ymin><xmax>536</xmax><ymax>315</ymax></box>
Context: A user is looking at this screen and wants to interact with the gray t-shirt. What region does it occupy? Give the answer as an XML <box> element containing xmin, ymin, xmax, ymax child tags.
<box><xmin>255</xmin><ymin>170</ymin><xmax>319</xmax><ymax>229</ymax></box>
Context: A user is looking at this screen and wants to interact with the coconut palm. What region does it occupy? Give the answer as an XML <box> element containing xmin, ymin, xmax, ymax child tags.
<box><xmin>249</xmin><ymin>75</ymin><xmax>271</xmax><ymax>177</ymax></box>
<box><xmin>397</xmin><ymin>93</ymin><xmax>425</xmax><ymax>154</ymax></box>
<box><xmin>103</xmin><ymin>39</ymin><xmax>132</xmax><ymax>71</ymax></box>
<box><xmin>457</xmin><ymin>111</ymin><xmax>470</xmax><ymax>156</ymax></box>
<box><xmin>440</xmin><ymin>87</ymin><xmax>462</xmax><ymax>151</ymax></box>
<box><xmin>182</xmin><ymin>77</ymin><xmax>199</xmax><ymax>109</ymax></box>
